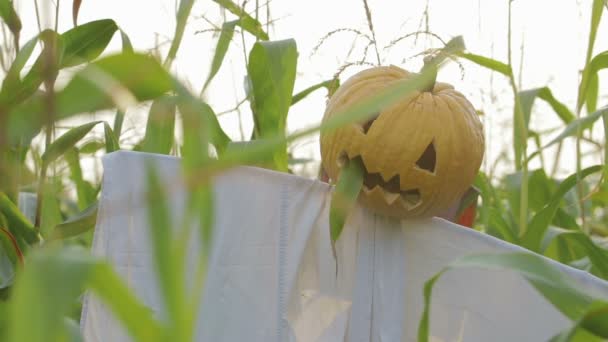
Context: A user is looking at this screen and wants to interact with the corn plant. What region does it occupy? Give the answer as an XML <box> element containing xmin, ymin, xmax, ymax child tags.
<box><xmin>0</xmin><ymin>0</ymin><xmax>606</xmax><ymax>341</ymax></box>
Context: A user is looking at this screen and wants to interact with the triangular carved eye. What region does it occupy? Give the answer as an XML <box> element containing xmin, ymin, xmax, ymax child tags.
<box><xmin>416</xmin><ymin>140</ymin><xmax>436</xmax><ymax>173</ymax></box>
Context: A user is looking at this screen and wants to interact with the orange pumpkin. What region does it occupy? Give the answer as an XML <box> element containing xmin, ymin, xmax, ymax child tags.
<box><xmin>320</xmin><ymin>65</ymin><xmax>484</xmax><ymax>219</ymax></box>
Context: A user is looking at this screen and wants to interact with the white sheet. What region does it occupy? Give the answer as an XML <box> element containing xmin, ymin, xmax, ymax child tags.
<box><xmin>81</xmin><ymin>151</ymin><xmax>608</xmax><ymax>342</ymax></box>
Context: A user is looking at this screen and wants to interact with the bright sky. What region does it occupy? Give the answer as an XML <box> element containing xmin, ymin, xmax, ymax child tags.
<box><xmin>12</xmin><ymin>0</ymin><xmax>608</xmax><ymax>181</ymax></box>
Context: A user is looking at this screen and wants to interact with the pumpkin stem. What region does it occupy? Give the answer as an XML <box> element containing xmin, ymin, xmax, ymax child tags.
<box><xmin>420</xmin><ymin>55</ymin><xmax>438</xmax><ymax>92</ymax></box>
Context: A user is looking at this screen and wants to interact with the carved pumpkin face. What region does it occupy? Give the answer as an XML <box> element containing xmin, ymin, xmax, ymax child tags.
<box><xmin>320</xmin><ymin>65</ymin><xmax>484</xmax><ymax>219</ymax></box>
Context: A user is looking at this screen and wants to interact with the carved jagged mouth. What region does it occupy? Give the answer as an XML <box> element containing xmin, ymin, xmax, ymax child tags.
<box><xmin>338</xmin><ymin>153</ymin><xmax>423</xmax><ymax>209</ymax></box>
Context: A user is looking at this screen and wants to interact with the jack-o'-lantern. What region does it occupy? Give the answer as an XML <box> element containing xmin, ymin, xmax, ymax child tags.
<box><xmin>320</xmin><ymin>65</ymin><xmax>484</xmax><ymax>219</ymax></box>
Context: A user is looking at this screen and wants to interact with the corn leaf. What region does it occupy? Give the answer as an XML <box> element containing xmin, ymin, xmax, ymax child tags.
<box><xmin>42</xmin><ymin>121</ymin><xmax>102</xmax><ymax>166</ymax></box>
<box><xmin>578</xmin><ymin>51</ymin><xmax>608</xmax><ymax>112</ymax></box>
<box><xmin>247</xmin><ymin>39</ymin><xmax>297</xmax><ymax>171</ymax></box>
<box><xmin>458</xmin><ymin>52</ymin><xmax>512</xmax><ymax>77</ymax></box>
<box><xmin>522</xmin><ymin>165</ymin><xmax>602</xmax><ymax>252</ymax></box>
<box><xmin>291</xmin><ymin>79</ymin><xmax>338</xmax><ymax>106</ymax></box>
<box><xmin>0</xmin><ymin>0</ymin><xmax>21</xmax><ymax>46</ymax></box>
<box><xmin>49</xmin><ymin>202</ymin><xmax>98</xmax><ymax>240</ymax></box>
<box><xmin>142</xmin><ymin>96</ymin><xmax>177</xmax><ymax>155</ymax></box>
<box><xmin>61</xmin><ymin>19</ymin><xmax>119</xmax><ymax>67</ymax></box>
<box><xmin>202</xmin><ymin>20</ymin><xmax>238</xmax><ymax>93</ymax></box>
<box><xmin>7</xmin><ymin>53</ymin><xmax>174</xmax><ymax>144</ymax></box>
<box><xmin>0</xmin><ymin>192</ymin><xmax>39</xmax><ymax>244</ymax></box>
<box><xmin>212</xmin><ymin>0</ymin><xmax>269</xmax><ymax>40</ymax></box>
<box><xmin>418</xmin><ymin>252</ymin><xmax>596</xmax><ymax>342</ymax></box>
<box><xmin>531</xmin><ymin>106</ymin><xmax>608</xmax><ymax>159</ymax></box>
<box><xmin>329</xmin><ymin>157</ymin><xmax>364</xmax><ymax>258</ymax></box>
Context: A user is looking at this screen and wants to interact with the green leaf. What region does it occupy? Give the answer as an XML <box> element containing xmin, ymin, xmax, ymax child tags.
<box><xmin>88</xmin><ymin>262</ymin><xmax>163</xmax><ymax>341</ymax></box>
<box><xmin>39</xmin><ymin>178</ymin><xmax>63</xmax><ymax>237</ymax></box>
<box><xmin>103</xmin><ymin>122</ymin><xmax>119</xmax><ymax>153</ymax></box>
<box><xmin>458</xmin><ymin>52</ymin><xmax>512</xmax><ymax>77</ymax></box>
<box><xmin>142</xmin><ymin>96</ymin><xmax>177</xmax><ymax>154</ymax></box>
<box><xmin>329</xmin><ymin>157</ymin><xmax>364</xmax><ymax>254</ymax></box>
<box><xmin>0</xmin><ymin>0</ymin><xmax>21</xmax><ymax>45</ymax></box>
<box><xmin>586</xmin><ymin>73</ymin><xmax>599</xmax><ymax>114</ymax></box>
<box><xmin>552</xmin><ymin>301</ymin><xmax>608</xmax><ymax>342</ymax></box>
<box><xmin>177</xmin><ymin>94</ymin><xmax>231</xmax><ymax>157</ymax></box>
<box><xmin>61</xmin><ymin>19</ymin><xmax>119</xmax><ymax>67</ymax></box>
<box><xmin>198</xmin><ymin>52</ymin><xmax>448</xmax><ymax>178</ymax></box>
<box><xmin>578</xmin><ymin>50</ymin><xmax>608</xmax><ymax>112</ymax></box>
<box><xmin>291</xmin><ymin>79</ymin><xmax>337</xmax><ymax>106</ymax></box>
<box><xmin>0</xmin><ymin>30</ymin><xmax>64</xmax><ymax>108</ymax></box>
<box><xmin>0</xmin><ymin>240</ymin><xmax>15</xmax><ymax>289</ymax></box>
<box><xmin>0</xmin><ymin>192</ymin><xmax>39</xmax><ymax>244</ymax></box>
<box><xmin>532</xmin><ymin>106</ymin><xmax>608</xmax><ymax>158</ymax></box>
<box><xmin>202</xmin><ymin>20</ymin><xmax>238</xmax><ymax>93</ymax></box>
<box><xmin>8</xmin><ymin>246</ymin><xmax>93</xmax><ymax>342</ymax></box>
<box><xmin>64</xmin><ymin>148</ymin><xmax>95</xmax><ymax>209</ymax></box>
<box><xmin>212</xmin><ymin>0</ymin><xmax>269</xmax><ymax>40</ymax></box>
<box><xmin>120</xmin><ymin>30</ymin><xmax>134</xmax><ymax>53</ymax></box>
<box><xmin>487</xmin><ymin>207</ymin><xmax>519</xmax><ymax>244</ymax></box>
<box><xmin>1</xmin><ymin>35</ymin><xmax>38</xmax><ymax>91</ymax></box>
<box><xmin>8</xmin><ymin>53</ymin><xmax>174</xmax><ymax>144</ymax></box>
<box><xmin>504</xmin><ymin>168</ymin><xmax>555</xmax><ymax>219</ymax></box>
<box><xmin>8</xmin><ymin>246</ymin><xmax>162</xmax><ymax>342</ymax></box>
<box><xmin>541</xmin><ymin>227</ymin><xmax>608</xmax><ymax>280</ymax></box>
<box><xmin>164</xmin><ymin>0</ymin><xmax>194</xmax><ymax>67</ymax></box>
<box><xmin>79</xmin><ymin>140</ymin><xmax>104</xmax><ymax>154</ymax></box>
<box><xmin>145</xmin><ymin>163</ymin><xmax>188</xmax><ymax>340</ymax></box>
<box><xmin>49</xmin><ymin>202</ymin><xmax>97</xmax><ymax>240</ymax></box>
<box><xmin>42</xmin><ymin>121</ymin><xmax>102</xmax><ymax>166</ymax></box>
<box><xmin>577</xmin><ymin>0</ymin><xmax>604</xmax><ymax>112</ymax></box>
<box><xmin>417</xmin><ymin>252</ymin><xmax>596</xmax><ymax>342</ymax></box>
<box><xmin>247</xmin><ymin>39</ymin><xmax>298</xmax><ymax>171</ymax></box>
<box><xmin>520</xmin><ymin>87</ymin><xmax>575</xmax><ymax>125</ymax></box>
<box><xmin>522</xmin><ymin>165</ymin><xmax>603</xmax><ymax>252</ymax></box>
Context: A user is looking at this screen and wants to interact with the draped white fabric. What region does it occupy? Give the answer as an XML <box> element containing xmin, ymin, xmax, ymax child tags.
<box><xmin>81</xmin><ymin>151</ymin><xmax>608</xmax><ymax>342</ymax></box>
